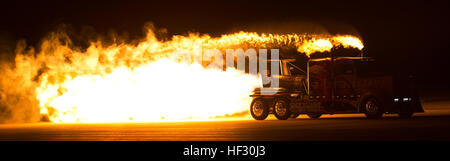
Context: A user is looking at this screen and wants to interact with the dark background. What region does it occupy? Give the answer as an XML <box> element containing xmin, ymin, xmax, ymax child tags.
<box><xmin>0</xmin><ymin>0</ymin><xmax>449</xmax><ymax>95</ymax></box>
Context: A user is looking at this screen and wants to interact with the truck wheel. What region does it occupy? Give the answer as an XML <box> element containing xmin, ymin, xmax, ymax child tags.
<box><xmin>250</xmin><ymin>98</ymin><xmax>269</xmax><ymax>120</ymax></box>
<box><xmin>307</xmin><ymin>113</ymin><xmax>322</xmax><ymax>119</ymax></box>
<box><xmin>273</xmin><ymin>99</ymin><xmax>291</xmax><ymax>120</ymax></box>
<box><xmin>363</xmin><ymin>97</ymin><xmax>383</xmax><ymax>119</ymax></box>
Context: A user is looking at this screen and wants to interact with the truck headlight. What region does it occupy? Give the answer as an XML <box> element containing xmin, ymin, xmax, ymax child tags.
<box><xmin>403</xmin><ymin>98</ymin><xmax>411</xmax><ymax>102</ymax></box>
<box><xmin>394</xmin><ymin>98</ymin><xmax>399</xmax><ymax>102</ymax></box>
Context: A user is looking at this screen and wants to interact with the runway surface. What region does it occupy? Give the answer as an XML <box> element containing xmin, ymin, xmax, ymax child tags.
<box><xmin>1</xmin><ymin>109</ymin><xmax>450</xmax><ymax>141</ymax></box>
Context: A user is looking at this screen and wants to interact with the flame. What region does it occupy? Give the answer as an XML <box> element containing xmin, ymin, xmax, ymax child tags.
<box><xmin>36</xmin><ymin>59</ymin><xmax>259</xmax><ymax>122</ymax></box>
<box><xmin>297</xmin><ymin>38</ymin><xmax>334</xmax><ymax>56</ymax></box>
<box><xmin>297</xmin><ymin>35</ymin><xmax>364</xmax><ymax>57</ymax></box>
<box><xmin>332</xmin><ymin>35</ymin><xmax>364</xmax><ymax>50</ymax></box>
<box><xmin>3</xmin><ymin>29</ymin><xmax>364</xmax><ymax>123</ymax></box>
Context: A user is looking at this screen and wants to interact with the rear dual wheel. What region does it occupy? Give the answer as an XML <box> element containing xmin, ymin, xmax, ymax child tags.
<box><xmin>273</xmin><ymin>99</ymin><xmax>291</xmax><ymax>120</ymax></box>
<box><xmin>250</xmin><ymin>98</ymin><xmax>269</xmax><ymax>120</ymax></box>
<box><xmin>250</xmin><ymin>98</ymin><xmax>303</xmax><ymax>120</ymax></box>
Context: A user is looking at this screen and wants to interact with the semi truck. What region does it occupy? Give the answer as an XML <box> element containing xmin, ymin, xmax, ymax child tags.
<box><xmin>249</xmin><ymin>56</ymin><xmax>424</xmax><ymax>120</ymax></box>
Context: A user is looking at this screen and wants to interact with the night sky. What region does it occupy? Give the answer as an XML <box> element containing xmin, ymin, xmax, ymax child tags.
<box><xmin>1</xmin><ymin>0</ymin><xmax>449</xmax><ymax>93</ymax></box>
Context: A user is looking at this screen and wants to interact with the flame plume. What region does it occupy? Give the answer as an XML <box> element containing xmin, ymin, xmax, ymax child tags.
<box><xmin>0</xmin><ymin>28</ymin><xmax>363</xmax><ymax>123</ymax></box>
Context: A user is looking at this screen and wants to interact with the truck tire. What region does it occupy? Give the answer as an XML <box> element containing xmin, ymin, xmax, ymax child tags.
<box><xmin>250</xmin><ymin>98</ymin><xmax>269</xmax><ymax>120</ymax></box>
<box><xmin>273</xmin><ymin>98</ymin><xmax>291</xmax><ymax>120</ymax></box>
<box><xmin>363</xmin><ymin>97</ymin><xmax>383</xmax><ymax>119</ymax></box>
<box><xmin>307</xmin><ymin>113</ymin><xmax>322</xmax><ymax>119</ymax></box>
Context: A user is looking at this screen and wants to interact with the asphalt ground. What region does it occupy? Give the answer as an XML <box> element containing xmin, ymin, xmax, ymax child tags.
<box><xmin>1</xmin><ymin>109</ymin><xmax>449</xmax><ymax>141</ymax></box>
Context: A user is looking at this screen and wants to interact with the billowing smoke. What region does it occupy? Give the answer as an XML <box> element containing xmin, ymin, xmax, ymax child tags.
<box><xmin>0</xmin><ymin>40</ymin><xmax>41</xmax><ymax>123</ymax></box>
